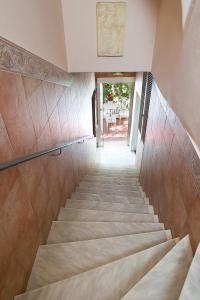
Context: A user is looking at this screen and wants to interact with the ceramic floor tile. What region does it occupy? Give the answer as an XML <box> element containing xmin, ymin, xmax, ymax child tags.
<box><xmin>0</xmin><ymin>72</ymin><xmax>27</xmax><ymax>120</ymax></box>
<box><xmin>28</xmin><ymin>85</ymin><xmax>48</xmax><ymax>138</ymax></box>
<box><xmin>5</xmin><ymin>103</ymin><xmax>37</xmax><ymax>156</ymax></box>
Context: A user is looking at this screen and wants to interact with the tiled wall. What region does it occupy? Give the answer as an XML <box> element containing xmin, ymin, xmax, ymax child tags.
<box><xmin>0</xmin><ymin>70</ymin><xmax>95</xmax><ymax>300</ymax></box>
<box><xmin>140</xmin><ymin>82</ymin><xmax>200</xmax><ymax>251</ymax></box>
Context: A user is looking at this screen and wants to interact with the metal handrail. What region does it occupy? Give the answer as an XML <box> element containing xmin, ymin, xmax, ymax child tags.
<box><xmin>0</xmin><ymin>135</ymin><xmax>94</xmax><ymax>171</ymax></box>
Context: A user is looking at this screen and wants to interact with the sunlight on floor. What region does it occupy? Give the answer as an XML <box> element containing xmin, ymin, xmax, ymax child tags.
<box><xmin>96</xmin><ymin>140</ymin><xmax>136</xmax><ymax>169</ymax></box>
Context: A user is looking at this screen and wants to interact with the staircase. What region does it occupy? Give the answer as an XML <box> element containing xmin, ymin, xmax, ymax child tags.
<box><xmin>15</xmin><ymin>167</ymin><xmax>199</xmax><ymax>300</ymax></box>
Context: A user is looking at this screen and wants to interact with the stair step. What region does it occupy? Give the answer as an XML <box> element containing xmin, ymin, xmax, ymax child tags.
<box><xmin>122</xmin><ymin>236</ymin><xmax>193</xmax><ymax>300</ymax></box>
<box><xmin>85</xmin><ymin>174</ymin><xmax>138</xmax><ymax>179</ymax></box>
<box><xmin>87</xmin><ymin>173</ymin><xmax>139</xmax><ymax>178</ymax></box>
<box><xmin>88</xmin><ymin>166</ymin><xmax>138</xmax><ymax>172</ymax></box>
<box><xmin>27</xmin><ymin>231</ymin><xmax>172</xmax><ymax>290</ymax></box>
<box><xmin>47</xmin><ymin>221</ymin><xmax>165</xmax><ymax>244</ymax></box>
<box><xmin>88</xmin><ymin>165</ymin><xmax>139</xmax><ymax>174</ymax></box>
<box><xmin>71</xmin><ymin>192</ymin><xmax>148</xmax><ymax>204</ymax></box>
<box><xmin>78</xmin><ymin>182</ymin><xmax>139</xmax><ymax>191</ymax></box>
<box><xmin>88</xmin><ymin>170</ymin><xmax>138</xmax><ymax>175</ymax></box>
<box><xmin>75</xmin><ymin>188</ymin><xmax>141</xmax><ymax>197</ymax></box>
<box><xmin>79</xmin><ymin>181</ymin><xmax>139</xmax><ymax>189</ymax></box>
<box><xmin>88</xmin><ymin>169</ymin><xmax>138</xmax><ymax>175</ymax></box>
<box><xmin>15</xmin><ymin>240</ymin><xmax>176</xmax><ymax>300</ymax></box>
<box><xmin>57</xmin><ymin>208</ymin><xmax>158</xmax><ymax>223</ymax></box>
<box><xmin>83</xmin><ymin>176</ymin><xmax>138</xmax><ymax>184</ymax></box>
<box><xmin>66</xmin><ymin>199</ymin><xmax>154</xmax><ymax>213</ymax></box>
<box><xmin>179</xmin><ymin>242</ymin><xmax>200</xmax><ymax>300</ymax></box>
<box><xmin>76</xmin><ymin>186</ymin><xmax>140</xmax><ymax>194</ymax></box>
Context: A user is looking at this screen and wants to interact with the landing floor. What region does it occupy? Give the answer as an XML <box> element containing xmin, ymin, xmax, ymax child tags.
<box><xmin>96</xmin><ymin>140</ymin><xmax>136</xmax><ymax>169</ymax></box>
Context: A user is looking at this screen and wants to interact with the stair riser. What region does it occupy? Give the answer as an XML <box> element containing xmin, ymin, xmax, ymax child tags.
<box><xmin>58</xmin><ymin>208</ymin><xmax>158</xmax><ymax>223</ymax></box>
<box><xmin>47</xmin><ymin>222</ymin><xmax>165</xmax><ymax>244</ymax></box>
<box><xmin>83</xmin><ymin>176</ymin><xmax>139</xmax><ymax>185</ymax></box>
<box><xmin>85</xmin><ymin>175</ymin><xmax>138</xmax><ymax>179</ymax></box>
<box><xmin>87</xmin><ymin>173</ymin><xmax>139</xmax><ymax>178</ymax></box>
<box><xmin>88</xmin><ymin>167</ymin><xmax>138</xmax><ymax>171</ymax></box>
<box><xmin>88</xmin><ymin>171</ymin><xmax>138</xmax><ymax>175</ymax></box>
<box><xmin>75</xmin><ymin>189</ymin><xmax>141</xmax><ymax>197</ymax></box>
<box><xmin>71</xmin><ymin>193</ymin><xmax>148</xmax><ymax>204</ymax></box>
<box><xmin>79</xmin><ymin>183</ymin><xmax>140</xmax><ymax>191</ymax></box>
<box><xmin>88</xmin><ymin>169</ymin><xmax>138</xmax><ymax>173</ymax></box>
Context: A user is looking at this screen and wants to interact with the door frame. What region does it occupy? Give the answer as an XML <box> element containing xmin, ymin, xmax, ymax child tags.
<box><xmin>96</xmin><ymin>77</ymin><xmax>135</xmax><ymax>147</ymax></box>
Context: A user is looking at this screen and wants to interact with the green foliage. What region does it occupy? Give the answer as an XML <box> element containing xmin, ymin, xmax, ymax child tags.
<box><xmin>103</xmin><ymin>83</ymin><xmax>131</xmax><ymax>104</ymax></box>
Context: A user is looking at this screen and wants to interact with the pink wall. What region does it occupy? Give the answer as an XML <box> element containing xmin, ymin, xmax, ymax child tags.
<box><xmin>140</xmin><ymin>81</ymin><xmax>200</xmax><ymax>251</ymax></box>
<box><xmin>0</xmin><ymin>0</ymin><xmax>67</xmax><ymax>70</ymax></box>
<box><xmin>152</xmin><ymin>0</ymin><xmax>200</xmax><ymax>151</ymax></box>
<box><xmin>61</xmin><ymin>0</ymin><xmax>159</xmax><ymax>72</ymax></box>
<box><xmin>182</xmin><ymin>0</ymin><xmax>193</xmax><ymax>27</ymax></box>
<box><xmin>0</xmin><ymin>0</ymin><xmax>159</xmax><ymax>72</ymax></box>
<box><xmin>0</xmin><ymin>70</ymin><xmax>95</xmax><ymax>300</ymax></box>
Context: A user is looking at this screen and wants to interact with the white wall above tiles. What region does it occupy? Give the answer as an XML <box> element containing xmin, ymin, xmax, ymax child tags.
<box><xmin>0</xmin><ymin>0</ymin><xmax>67</xmax><ymax>70</ymax></box>
<box><xmin>61</xmin><ymin>0</ymin><xmax>159</xmax><ymax>72</ymax></box>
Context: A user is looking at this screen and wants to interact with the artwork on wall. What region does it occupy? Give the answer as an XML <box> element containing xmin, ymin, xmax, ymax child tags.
<box><xmin>96</xmin><ymin>2</ymin><xmax>127</xmax><ymax>57</ymax></box>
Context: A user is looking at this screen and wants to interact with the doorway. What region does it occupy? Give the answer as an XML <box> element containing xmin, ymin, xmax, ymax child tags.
<box><xmin>96</xmin><ymin>77</ymin><xmax>135</xmax><ymax>147</ymax></box>
<box><xmin>102</xmin><ymin>82</ymin><xmax>131</xmax><ymax>141</ymax></box>
<box><xmin>95</xmin><ymin>75</ymin><xmax>136</xmax><ymax>168</ymax></box>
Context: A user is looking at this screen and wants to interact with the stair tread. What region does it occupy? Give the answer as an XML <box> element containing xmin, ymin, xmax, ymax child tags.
<box><xmin>88</xmin><ymin>172</ymin><xmax>139</xmax><ymax>176</ymax></box>
<box><xmin>122</xmin><ymin>236</ymin><xmax>193</xmax><ymax>300</ymax></box>
<box><xmin>57</xmin><ymin>208</ymin><xmax>158</xmax><ymax>223</ymax></box>
<box><xmin>79</xmin><ymin>181</ymin><xmax>139</xmax><ymax>188</ymax></box>
<box><xmin>77</xmin><ymin>184</ymin><xmax>140</xmax><ymax>191</ymax></box>
<box><xmin>76</xmin><ymin>186</ymin><xmax>140</xmax><ymax>194</ymax></box>
<box><xmin>88</xmin><ymin>169</ymin><xmax>138</xmax><ymax>173</ymax></box>
<box><xmin>72</xmin><ymin>192</ymin><xmax>148</xmax><ymax>204</ymax></box>
<box><xmin>27</xmin><ymin>231</ymin><xmax>171</xmax><ymax>290</ymax></box>
<box><xmin>16</xmin><ymin>240</ymin><xmax>176</xmax><ymax>300</ymax></box>
<box><xmin>47</xmin><ymin>221</ymin><xmax>165</xmax><ymax>244</ymax></box>
<box><xmin>87</xmin><ymin>175</ymin><xmax>139</xmax><ymax>179</ymax></box>
<box><xmin>86</xmin><ymin>175</ymin><xmax>138</xmax><ymax>179</ymax></box>
<box><xmin>88</xmin><ymin>170</ymin><xmax>138</xmax><ymax>174</ymax></box>
<box><xmin>84</xmin><ymin>178</ymin><xmax>138</xmax><ymax>184</ymax></box>
<box><xmin>75</xmin><ymin>188</ymin><xmax>141</xmax><ymax>197</ymax></box>
<box><xmin>66</xmin><ymin>199</ymin><xmax>153</xmax><ymax>213</ymax></box>
<box><xmin>88</xmin><ymin>167</ymin><xmax>138</xmax><ymax>171</ymax></box>
<box><xmin>179</xmin><ymin>242</ymin><xmax>200</xmax><ymax>300</ymax></box>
